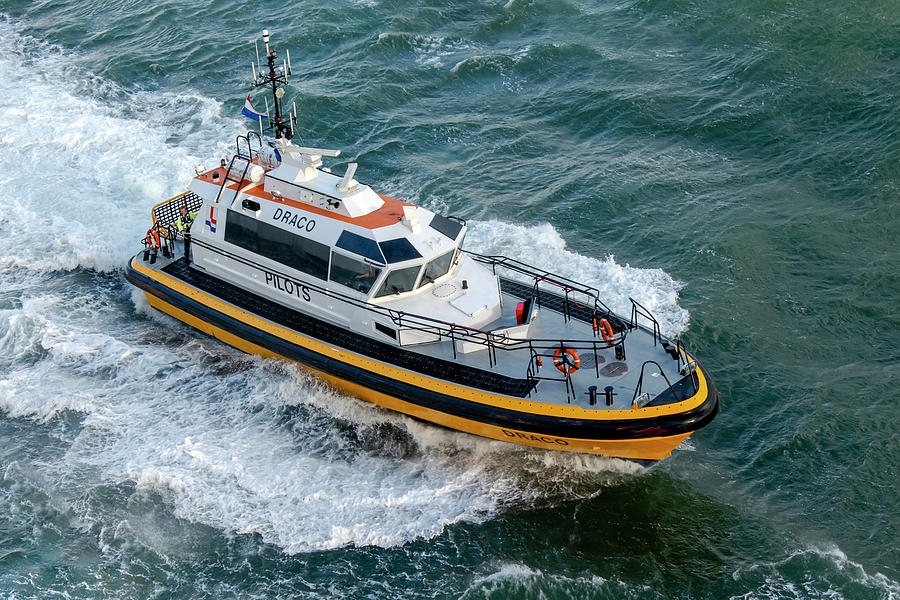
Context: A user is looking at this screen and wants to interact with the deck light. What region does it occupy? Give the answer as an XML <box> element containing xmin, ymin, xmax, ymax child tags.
<box><xmin>633</xmin><ymin>392</ymin><xmax>651</xmax><ymax>410</ymax></box>
<box><xmin>680</xmin><ymin>360</ymin><xmax>697</xmax><ymax>376</ymax></box>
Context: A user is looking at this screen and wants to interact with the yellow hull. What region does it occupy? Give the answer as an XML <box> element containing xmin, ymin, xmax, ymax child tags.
<box><xmin>142</xmin><ymin>291</ymin><xmax>701</xmax><ymax>463</ymax></box>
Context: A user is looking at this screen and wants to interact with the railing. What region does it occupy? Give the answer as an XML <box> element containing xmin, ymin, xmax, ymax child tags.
<box><xmin>631</xmin><ymin>361</ymin><xmax>676</xmax><ymax>408</ymax></box>
<box><xmin>236</xmin><ymin>131</ymin><xmax>262</xmax><ymax>161</ymax></box>
<box><xmin>187</xmin><ymin>237</ymin><xmax>686</xmax><ymax>404</ymax></box>
<box><xmin>151</xmin><ymin>191</ymin><xmax>205</xmax><ymax>240</ymax></box>
<box><xmin>666</xmin><ymin>338</ymin><xmax>699</xmax><ymax>395</ymax></box>
<box><xmin>524</xmin><ymin>339</ymin><xmax>615</xmax><ymax>403</ymax></box>
<box><xmin>215</xmin><ymin>132</ymin><xmax>263</xmax><ymax>205</ymax></box>
<box><xmin>464</xmin><ymin>251</ymin><xmax>623</xmax><ymax>334</ymax></box>
<box><xmin>190</xmin><ymin>238</ymin><xmax>627</xmax><ymax>362</ymax></box>
<box><xmin>148</xmin><ymin>192</ymin><xmax>203</xmax><ymax>250</ymax></box>
<box><xmin>629</xmin><ymin>297</ymin><xmax>662</xmax><ymax>346</ymax></box>
<box><xmin>631</xmin><ymin>357</ymin><xmax>699</xmax><ymax>407</ymax></box>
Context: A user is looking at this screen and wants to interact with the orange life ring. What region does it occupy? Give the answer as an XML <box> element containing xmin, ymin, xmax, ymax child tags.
<box><xmin>597</xmin><ymin>318</ymin><xmax>614</xmax><ymax>343</ymax></box>
<box><xmin>553</xmin><ymin>348</ymin><xmax>580</xmax><ymax>375</ymax></box>
<box><xmin>145</xmin><ymin>227</ymin><xmax>160</xmax><ymax>250</ymax></box>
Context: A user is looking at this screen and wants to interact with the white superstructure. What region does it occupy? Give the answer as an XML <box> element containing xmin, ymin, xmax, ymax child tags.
<box><xmin>185</xmin><ymin>134</ymin><xmax>518</xmax><ymax>351</ymax></box>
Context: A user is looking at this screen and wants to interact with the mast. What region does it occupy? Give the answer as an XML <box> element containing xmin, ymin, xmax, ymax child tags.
<box><xmin>253</xmin><ymin>29</ymin><xmax>294</xmax><ymax>140</ymax></box>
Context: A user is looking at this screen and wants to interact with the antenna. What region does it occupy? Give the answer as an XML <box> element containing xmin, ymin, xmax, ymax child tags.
<box><xmin>250</xmin><ymin>29</ymin><xmax>292</xmax><ymax>140</ymax></box>
<box><xmin>292</xmin><ymin>147</ymin><xmax>341</xmax><ymax>157</ymax></box>
<box><xmin>251</xmin><ymin>61</ymin><xmax>256</xmax><ymax>84</ymax></box>
<box><xmin>286</xmin><ymin>49</ymin><xmax>292</xmax><ymax>75</ymax></box>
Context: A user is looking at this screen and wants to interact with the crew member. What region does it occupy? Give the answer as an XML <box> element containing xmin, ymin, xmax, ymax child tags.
<box><xmin>177</xmin><ymin>206</ymin><xmax>197</xmax><ymax>263</ymax></box>
<box><xmin>176</xmin><ymin>206</ymin><xmax>196</xmax><ymax>234</ymax></box>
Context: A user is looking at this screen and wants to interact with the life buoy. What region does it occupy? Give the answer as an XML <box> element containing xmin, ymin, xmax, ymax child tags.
<box><xmin>145</xmin><ymin>227</ymin><xmax>160</xmax><ymax>250</ymax></box>
<box><xmin>596</xmin><ymin>318</ymin><xmax>614</xmax><ymax>343</ymax></box>
<box><xmin>553</xmin><ymin>347</ymin><xmax>580</xmax><ymax>375</ymax></box>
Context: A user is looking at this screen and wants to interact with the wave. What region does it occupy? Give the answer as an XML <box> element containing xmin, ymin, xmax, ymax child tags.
<box><xmin>0</xmin><ymin>279</ymin><xmax>643</xmax><ymax>552</ymax></box>
<box><xmin>0</xmin><ymin>17</ymin><xmax>235</xmax><ymax>274</ymax></box>
<box><xmin>729</xmin><ymin>545</ymin><xmax>900</xmax><ymax>600</ymax></box>
<box><xmin>458</xmin><ymin>562</ymin><xmax>659</xmax><ymax>599</ymax></box>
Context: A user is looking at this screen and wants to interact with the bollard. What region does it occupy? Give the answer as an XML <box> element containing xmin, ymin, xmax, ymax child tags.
<box><xmin>604</xmin><ymin>386</ymin><xmax>615</xmax><ymax>406</ymax></box>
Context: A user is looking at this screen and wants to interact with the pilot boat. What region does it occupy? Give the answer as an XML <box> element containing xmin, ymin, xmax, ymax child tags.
<box><xmin>125</xmin><ymin>30</ymin><xmax>717</xmax><ymax>464</ymax></box>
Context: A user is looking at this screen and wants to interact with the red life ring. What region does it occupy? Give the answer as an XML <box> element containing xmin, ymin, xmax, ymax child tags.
<box><xmin>597</xmin><ymin>318</ymin><xmax>614</xmax><ymax>343</ymax></box>
<box><xmin>553</xmin><ymin>348</ymin><xmax>580</xmax><ymax>375</ymax></box>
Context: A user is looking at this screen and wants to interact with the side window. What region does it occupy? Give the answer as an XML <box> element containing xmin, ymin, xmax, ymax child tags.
<box><xmin>224</xmin><ymin>210</ymin><xmax>259</xmax><ymax>252</ymax></box>
<box><xmin>330</xmin><ymin>252</ymin><xmax>382</xmax><ymax>294</ymax></box>
<box><xmin>374</xmin><ymin>265</ymin><xmax>421</xmax><ymax>298</ymax></box>
<box><xmin>419</xmin><ymin>250</ymin><xmax>454</xmax><ymax>287</ymax></box>
<box><xmin>224</xmin><ymin>209</ymin><xmax>330</xmax><ymax>281</ymax></box>
<box><xmin>257</xmin><ymin>223</ymin><xmax>293</xmax><ymax>265</ymax></box>
<box><xmin>292</xmin><ymin>235</ymin><xmax>329</xmax><ymax>280</ymax></box>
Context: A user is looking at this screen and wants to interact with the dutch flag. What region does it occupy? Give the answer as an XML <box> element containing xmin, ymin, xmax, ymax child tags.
<box><xmin>241</xmin><ymin>95</ymin><xmax>267</xmax><ymax>121</ymax></box>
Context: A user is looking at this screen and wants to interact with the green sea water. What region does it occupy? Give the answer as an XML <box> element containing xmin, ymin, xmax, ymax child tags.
<box><xmin>1</xmin><ymin>1</ymin><xmax>898</xmax><ymax>598</ymax></box>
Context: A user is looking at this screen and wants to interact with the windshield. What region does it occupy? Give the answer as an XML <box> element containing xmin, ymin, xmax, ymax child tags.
<box><xmin>329</xmin><ymin>252</ymin><xmax>382</xmax><ymax>294</ymax></box>
<box><xmin>374</xmin><ymin>265</ymin><xmax>421</xmax><ymax>298</ymax></box>
<box><xmin>419</xmin><ymin>250</ymin><xmax>454</xmax><ymax>287</ymax></box>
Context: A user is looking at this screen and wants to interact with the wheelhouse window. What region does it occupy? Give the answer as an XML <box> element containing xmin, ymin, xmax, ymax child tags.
<box><xmin>379</xmin><ymin>237</ymin><xmax>422</xmax><ymax>263</ymax></box>
<box><xmin>329</xmin><ymin>252</ymin><xmax>382</xmax><ymax>294</ymax></box>
<box><xmin>224</xmin><ymin>210</ymin><xmax>329</xmax><ymax>280</ymax></box>
<box><xmin>419</xmin><ymin>250</ymin><xmax>455</xmax><ymax>287</ymax></box>
<box><xmin>374</xmin><ymin>265</ymin><xmax>421</xmax><ymax>298</ymax></box>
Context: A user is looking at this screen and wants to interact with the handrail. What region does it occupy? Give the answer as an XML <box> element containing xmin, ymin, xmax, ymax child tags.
<box><xmin>464</xmin><ymin>251</ymin><xmax>626</xmax><ymax>338</ymax></box>
<box><xmin>673</xmin><ymin>338</ymin><xmax>699</xmax><ymax>395</ymax></box>
<box><xmin>631</xmin><ymin>361</ymin><xmax>676</xmax><ymax>407</ymax></box>
<box><xmin>215</xmin><ymin>155</ymin><xmax>252</xmax><ymax>206</ymax></box>
<box><xmin>629</xmin><ymin>297</ymin><xmax>662</xmax><ymax>346</ymax></box>
<box><xmin>525</xmin><ymin>344</ymin><xmax>579</xmax><ymax>403</ymax></box>
<box><xmin>214</xmin><ymin>132</ymin><xmax>264</xmax><ymax>206</ymax></box>
<box><xmin>190</xmin><ymin>237</ymin><xmax>625</xmax><ymax>360</ymax></box>
<box><xmin>236</xmin><ymin>132</ymin><xmax>262</xmax><ymax>161</ymax></box>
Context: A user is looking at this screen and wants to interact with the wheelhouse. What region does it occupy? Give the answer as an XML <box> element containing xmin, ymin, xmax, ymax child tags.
<box><xmin>218</xmin><ymin>192</ymin><xmax>465</xmax><ymax>303</ymax></box>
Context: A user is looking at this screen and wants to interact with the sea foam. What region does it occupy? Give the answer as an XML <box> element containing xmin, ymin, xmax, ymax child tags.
<box><xmin>0</xmin><ymin>18</ymin><xmax>232</xmax><ymax>274</ymax></box>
